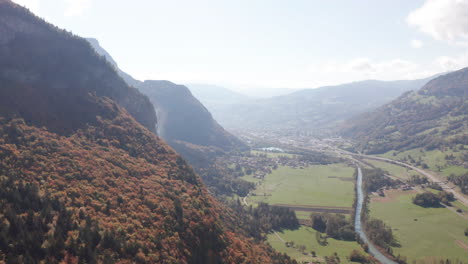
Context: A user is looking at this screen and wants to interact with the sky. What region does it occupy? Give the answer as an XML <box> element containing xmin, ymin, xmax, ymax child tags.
<box><xmin>11</xmin><ymin>0</ymin><xmax>468</xmax><ymax>93</ymax></box>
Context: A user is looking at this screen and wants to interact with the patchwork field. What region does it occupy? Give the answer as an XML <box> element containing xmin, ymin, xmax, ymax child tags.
<box><xmin>267</xmin><ymin>226</ymin><xmax>365</xmax><ymax>263</ymax></box>
<box><xmin>369</xmin><ymin>191</ymin><xmax>468</xmax><ymax>262</ymax></box>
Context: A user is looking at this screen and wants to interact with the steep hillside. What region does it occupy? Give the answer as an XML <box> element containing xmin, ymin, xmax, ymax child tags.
<box><xmin>209</xmin><ymin>78</ymin><xmax>435</xmax><ymax>135</ymax></box>
<box><xmin>341</xmin><ymin>68</ymin><xmax>468</xmax><ymax>154</ymax></box>
<box><xmin>138</xmin><ymin>81</ymin><xmax>245</xmax><ymax>152</ymax></box>
<box><xmin>86</xmin><ymin>38</ymin><xmax>141</xmax><ymax>88</ymax></box>
<box><xmin>0</xmin><ymin>2</ymin><xmax>294</xmax><ymax>263</ymax></box>
<box><xmin>0</xmin><ymin>11</ymin><xmax>156</xmax><ymax>134</ymax></box>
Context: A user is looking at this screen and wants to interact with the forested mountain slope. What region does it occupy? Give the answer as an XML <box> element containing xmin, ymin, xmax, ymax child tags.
<box><xmin>138</xmin><ymin>80</ymin><xmax>246</xmax><ymax>152</ymax></box>
<box><xmin>341</xmin><ymin>68</ymin><xmax>467</xmax><ymax>154</ymax></box>
<box><xmin>0</xmin><ymin>1</ymin><xmax>294</xmax><ymax>263</ymax></box>
<box><xmin>0</xmin><ymin>11</ymin><xmax>156</xmax><ymax>134</ymax></box>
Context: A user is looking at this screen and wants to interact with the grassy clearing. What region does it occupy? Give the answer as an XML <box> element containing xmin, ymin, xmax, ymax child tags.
<box><xmin>364</xmin><ymin>159</ymin><xmax>418</xmax><ymax>180</ymax></box>
<box><xmin>267</xmin><ymin>226</ymin><xmax>365</xmax><ymax>263</ymax></box>
<box><xmin>370</xmin><ymin>192</ymin><xmax>468</xmax><ymax>262</ymax></box>
<box><xmin>247</xmin><ymin>164</ymin><xmax>355</xmax><ymax>207</ymax></box>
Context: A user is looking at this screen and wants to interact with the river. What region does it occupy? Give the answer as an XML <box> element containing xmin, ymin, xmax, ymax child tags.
<box><xmin>354</xmin><ymin>166</ymin><xmax>398</xmax><ymax>264</ymax></box>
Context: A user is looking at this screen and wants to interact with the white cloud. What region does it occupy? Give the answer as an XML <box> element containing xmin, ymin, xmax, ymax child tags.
<box><xmin>407</xmin><ymin>0</ymin><xmax>468</xmax><ymax>43</ymax></box>
<box><xmin>410</xmin><ymin>39</ymin><xmax>423</xmax><ymax>48</ymax></box>
<box><xmin>434</xmin><ymin>52</ymin><xmax>468</xmax><ymax>71</ymax></box>
<box><xmin>12</xmin><ymin>0</ymin><xmax>40</xmax><ymax>14</ymax></box>
<box><xmin>63</xmin><ymin>0</ymin><xmax>93</xmax><ymax>17</ymax></box>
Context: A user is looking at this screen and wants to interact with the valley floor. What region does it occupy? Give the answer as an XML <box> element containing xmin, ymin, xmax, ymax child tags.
<box><xmin>362</xmin><ymin>156</ymin><xmax>468</xmax><ymax>263</ymax></box>
<box><xmin>231</xmin><ymin>139</ymin><xmax>468</xmax><ymax>263</ymax></box>
<box><xmin>241</xmin><ymin>159</ymin><xmax>367</xmax><ymax>261</ymax></box>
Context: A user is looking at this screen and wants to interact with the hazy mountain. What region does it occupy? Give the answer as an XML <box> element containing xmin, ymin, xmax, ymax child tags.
<box><xmin>138</xmin><ymin>80</ymin><xmax>246</xmax><ymax>152</ymax></box>
<box><xmin>211</xmin><ymin>77</ymin><xmax>437</xmax><ymax>135</ymax></box>
<box><xmin>186</xmin><ymin>83</ymin><xmax>252</xmax><ymax>121</ymax></box>
<box><xmin>188</xmin><ymin>83</ymin><xmax>250</xmax><ymax>104</ymax></box>
<box><xmin>0</xmin><ymin>1</ymin><xmax>293</xmax><ymax>263</ymax></box>
<box><xmin>341</xmin><ymin>68</ymin><xmax>467</xmax><ymax>154</ymax></box>
<box><xmin>236</xmin><ymin>87</ymin><xmax>298</xmax><ymax>98</ymax></box>
<box><xmin>87</xmin><ymin>39</ymin><xmax>246</xmax><ymax>152</ymax></box>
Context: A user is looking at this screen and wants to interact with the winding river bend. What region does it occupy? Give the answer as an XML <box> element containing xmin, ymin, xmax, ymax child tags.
<box><xmin>355</xmin><ymin>166</ymin><xmax>397</xmax><ymax>264</ymax></box>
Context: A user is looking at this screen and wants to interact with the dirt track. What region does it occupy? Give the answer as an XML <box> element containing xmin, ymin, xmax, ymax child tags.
<box><xmin>272</xmin><ymin>204</ymin><xmax>353</xmax><ymax>214</ymax></box>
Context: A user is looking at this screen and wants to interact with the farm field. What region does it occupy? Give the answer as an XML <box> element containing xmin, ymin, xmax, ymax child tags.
<box><xmin>369</xmin><ymin>191</ymin><xmax>468</xmax><ymax>263</ymax></box>
<box><xmin>267</xmin><ymin>226</ymin><xmax>365</xmax><ymax>263</ymax></box>
<box><xmin>247</xmin><ymin>164</ymin><xmax>356</xmax><ymax>208</ymax></box>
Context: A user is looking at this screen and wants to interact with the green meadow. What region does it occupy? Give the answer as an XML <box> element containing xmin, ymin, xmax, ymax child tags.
<box><xmin>267</xmin><ymin>226</ymin><xmax>365</xmax><ymax>263</ymax></box>
<box><xmin>369</xmin><ymin>192</ymin><xmax>468</xmax><ymax>263</ymax></box>
<box><xmin>246</xmin><ymin>164</ymin><xmax>355</xmax><ymax>208</ymax></box>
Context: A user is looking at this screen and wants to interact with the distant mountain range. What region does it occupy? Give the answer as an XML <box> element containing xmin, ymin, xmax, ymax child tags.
<box><xmin>201</xmin><ymin>77</ymin><xmax>438</xmax><ymax>136</ymax></box>
<box><xmin>341</xmin><ymin>68</ymin><xmax>467</xmax><ymax>154</ymax></box>
<box><xmin>0</xmin><ymin>1</ymin><xmax>293</xmax><ymax>263</ymax></box>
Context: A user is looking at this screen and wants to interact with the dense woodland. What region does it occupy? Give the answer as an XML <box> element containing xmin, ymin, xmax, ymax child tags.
<box><xmin>362</xmin><ymin>168</ymin><xmax>401</xmax><ymax>193</ymax></box>
<box><xmin>226</xmin><ymin>201</ymin><xmax>300</xmax><ymax>241</ymax></box>
<box><xmin>310</xmin><ymin>213</ymin><xmax>355</xmax><ymax>241</ymax></box>
<box><xmin>412</xmin><ymin>191</ymin><xmax>455</xmax><ymax>207</ymax></box>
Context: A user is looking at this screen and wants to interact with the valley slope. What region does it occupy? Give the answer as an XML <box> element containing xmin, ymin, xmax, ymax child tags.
<box><xmin>341</xmin><ymin>68</ymin><xmax>467</xmax><ymax>154</ymax></box>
